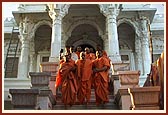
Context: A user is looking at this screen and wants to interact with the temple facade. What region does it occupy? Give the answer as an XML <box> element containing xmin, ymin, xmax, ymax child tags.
<box><xmin>3</xmin><ymin>3</ymin><xmax>164</xmax><ymax>109</ymax></box>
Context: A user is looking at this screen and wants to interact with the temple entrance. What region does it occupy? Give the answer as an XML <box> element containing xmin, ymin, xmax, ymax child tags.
<box><xmin>80</xmin><ymin>44</ymin><xmax>96</xmax><ymax>53</ymax></box>
<box><xmin>65</xmin><ymin>23</ymin><xmax>103</xmax><ymax>53</ymax></box>
<box><xmin>63</xmin><ymin>4</ymin><xmax>105</xmax><ymax>54</ymax></box>
<box><xmin>34</xmin><ymin>24</ymin><xmax>52</xmax><ymax>72</ymax></box>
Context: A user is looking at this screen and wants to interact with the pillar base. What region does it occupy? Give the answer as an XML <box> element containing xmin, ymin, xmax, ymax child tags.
<box><xmin>49</xmin><ymin>57</ymin><xmax>59</xmax><ymax>62</ymax></box>
<box><xmin>109</xmin><ymin>55</ymin><xmax>121</xmax><ymax>63</ymax></box>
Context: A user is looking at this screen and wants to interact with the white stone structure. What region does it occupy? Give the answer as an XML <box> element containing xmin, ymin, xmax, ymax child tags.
<box><xmin>3</xmin><ymin>3</ymin><xmax>164</xmax><ymax>103</ymax></box>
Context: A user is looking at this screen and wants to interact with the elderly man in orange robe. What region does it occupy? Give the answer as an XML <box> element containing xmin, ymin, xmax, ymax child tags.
<box><xmin>92</xmin><ymin>50</ymin><xmax>111</xmax><ymax>106</ymax></box>
<box><xmin>75</xmin><ymin>52</ymin><xmax>93</xmax><ymax>105</ymax></box>
<box><xmin>55</xmin><ymin>53</ymin><xmax>78</xmax><ymax>108</ymax></box>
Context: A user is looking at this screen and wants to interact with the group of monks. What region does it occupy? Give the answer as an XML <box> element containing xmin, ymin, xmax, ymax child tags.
<box><xmin>55</xmin><ymin>45</ymin><xmax>111</xmax><ymax>109</ymax></box>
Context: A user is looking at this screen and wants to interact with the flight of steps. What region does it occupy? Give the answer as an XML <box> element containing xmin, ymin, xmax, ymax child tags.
<box><xmin>53</xmin><ymin>89</ymin><xmax>119</xmax><ymax>110</ymax></box>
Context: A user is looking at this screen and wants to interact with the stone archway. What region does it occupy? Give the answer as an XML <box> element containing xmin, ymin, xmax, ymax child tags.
<box><xmin>34</xmin><ymin>24</ymin><xmax>52</xmax><ymax>71</ymax></box>
<box><xmin>63</xmin><ymin>4</ymin><xmax>106</xmax><ymax>51</ymax></box>
<box><xmin>34</xmin><ymin>25</ymin><xmax>52</xmax><ymax>53</ymax></box>
<box><xmin>118</xmin><ymin>22</ymin><xmax>136</xmax><ymax>70</ymax></box>
<box><xmin>66</xmin><ymin>24</ymin><xmax>104</xmax><ymax>51</ymax></box>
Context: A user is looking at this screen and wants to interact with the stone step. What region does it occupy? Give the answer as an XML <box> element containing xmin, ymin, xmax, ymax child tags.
<box><xmin>53</xmin><ymin>99</ymin><xmax>119</xmax><ymax>110</ymax></box>
<box><xmin>53</xmin><ymin>92</ymin><xmax>119</xmax><ymax>110</ymax></box>
<box><xmin>52</xmin><ymin>88</ymin><xmax>119</xmax><ymax>110</ymax></box>
<box><xmin>53</xmin><ymin>103</ymin><xmax>119</xmax><ymax>110</ymax></box>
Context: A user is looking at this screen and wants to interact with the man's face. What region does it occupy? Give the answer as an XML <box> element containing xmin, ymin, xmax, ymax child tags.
<box><xmin>64</xmin><ymin>54</ymin><xmax>71</xmax><ymax>62</ymax></box>
<box><xmin>77</xmin><ymin>47</ymin><xmax>82</xmax><ymax>52</ymax></box>
<box><xmin>85</xmin><ymin>48</ymin><xmax>90</xmax><ymax>54</ymax></box>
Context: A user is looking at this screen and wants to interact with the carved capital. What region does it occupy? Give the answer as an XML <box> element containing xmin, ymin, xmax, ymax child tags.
<box><xmin>47</xmin><ymin>4</ymin><xmax>68</xmax><ymax>24</ymax></box>
<box><xmin>19</xmin><ymin>15</ymin><xmax>34</xmax><ymax>37</ymax></box>
<box><xmin>101</xmin><ymin>4</ymin><xmax>120</xmax><ymax>17</ymax></box>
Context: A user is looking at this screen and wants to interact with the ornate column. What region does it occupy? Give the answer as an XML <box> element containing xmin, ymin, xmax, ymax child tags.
<box><xmin>103</xmin><ymin>4</ymin><xmax>121</xmax><ymax>62</ymax></box>
<box><xmin>29</xmin><ymin>40</ymin><xmax>36</xmax><ymax>72</ymax></box>
<box><xmin>17</xmin><ymin>34</ymin><xmax>30</xmax><ymax>79</ymax></box>
<box><xmin>17</xmin><ymin>15</ymin><xmax>33</xmax><ymax>79</ymax></box>
<box><xmin>135</xmin><ymin>35</ymin><xmax>143</xmax><ymax>74</ymax></box>
<box><xmin>48</xmin><ymin>4</ymin><xmax>67</xmax><ymax>62</ymax></box>
<box><xmin>140</xmin><ymin>17</ymin><xmax>151</xmax><ymax>75</ymax></box>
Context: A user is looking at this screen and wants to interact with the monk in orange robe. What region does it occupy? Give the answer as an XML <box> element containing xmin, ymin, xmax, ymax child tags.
<box><xmin>76</xmin><ymin>46</ymin><xmax>82</xmax><ymax>59</ymax></box>
<box><xmin>89</xmin><ymin>48</ymin><xmax>96</xmax><ymax>60</ymax></box>
<box><xmin>84</xmin><ymin>47</ymin><xmax>91</xmax><ymax>60</ymax></box>
<box><xmin>75</xmin><ymin>52</ymin><xmax>93</xmax><ymax>105</ymax></box>
<box><xmin>55</xmin><ymin>53</ymin><xmax>78</xmax><ymax>108</ymax></box>
<box><xmin>92</xmin><ymin>50</ymin><xmax>111</xmax><ymax>106</ymax></box>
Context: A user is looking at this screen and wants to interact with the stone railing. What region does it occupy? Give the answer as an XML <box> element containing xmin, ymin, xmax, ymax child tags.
<box><xmin>9</xmin><ymin>72</ymin><xmax>56</xmax><ymax>110</ymax></box>
<box><xmin>114</xmin><ymin>87</ymin><xmax>131</xmax><ymax>110</ymax></box>
<box><xmin>128</xmin><ymin>86</ymin><xmax>160</xmax><ymax>110</ymax></box>
<box><xmin>29</xmin><ymin>72</ymin><xmax>56</xmax><ymax>109</ymax></box>
<box><xmin>9</xmin><ymin>89</ymin><xmax>40</xmax><ymax>110</ymax></box>
<box><xmin>118</xmin><ymin>70</ymin><xmax>140</xmax><ymax>88</ymax></box>
<box><xmin>40</xmin><ymin>62</ymin><xmax>58</xmax><ymax>76</ymax></box>
<box><xmin>111</xmin><ymin>61</ymin><xmax>130</xmax><ymax>75</ymax></box>
<box><xmin>114</xmin><ymin>70</ymin><xmax>140</xmax><ymax>110</ymax></box>
<box><xmin>40</xmin><ymin>62</ymin><xmax>59</xmax><ymax>96</ymax></box>
<box><xmin>29</xmin><ymin>72</ymin><xmax>51</xmax><ymax>89</ymax></box>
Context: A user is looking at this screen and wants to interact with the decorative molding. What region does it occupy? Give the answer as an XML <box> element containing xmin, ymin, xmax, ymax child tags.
<box><xmin>99</xmin><ymin>4</ymin><xmax>120</xmax><ymax>17</ymax></box>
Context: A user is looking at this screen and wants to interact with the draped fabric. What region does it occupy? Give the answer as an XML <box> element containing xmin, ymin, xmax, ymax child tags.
<box><xmin>85</xmin><ymin>53</ymin><xmax>91</xmax><ymax>60</ymax></box>
<box><xmin>93</xmin><ymin>57</ymin><xmax>111</xmax><ymax>105</ymax></box>
<box><xmin>56</xmin><ymin>60</ymin><xmax>78</xmax><ymax>106</ymax></box>
<box><xmin>143</xmin><ymin>52</ymin><xmax>164</xmax><ymax>109</ymax></box>
<box><xmin>76</xmin><ymin>51</ymin><xmax>81</xmax><ymax>59</ymax></box>
<box><xmin>157</xmin><ymin>52</ymin><xmax>164</xmax><ymax>109</ymax></box>
<box><xmin>75</xmin><ymin>59</ymin><xmax>93</xmax><ymax>104</ymax></box>
<box><xmin>90</xmin><ymin>53</ymin><xmax>96</xmax><ymax>60</ymax></box>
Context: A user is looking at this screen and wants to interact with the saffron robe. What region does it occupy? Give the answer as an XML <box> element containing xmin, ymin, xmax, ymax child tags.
<box><xmin>93</xmin><ymin>56</ymin><xmax>111</xmax><ymax>105</ymax></box>
<box><xmin>75</xmin><ymin>59</ymin><xmax>93</xmax><ymax>104</ymax></box>
<box><xmin>56</xmin><ymin>60</ymin><xmax>78</xmax><ymax>106</ymax></box>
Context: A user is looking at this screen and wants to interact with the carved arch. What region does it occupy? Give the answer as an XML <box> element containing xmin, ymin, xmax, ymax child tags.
<box><xmin>66</xmin><ymin>19</ymin><xmax>104</xmax><ymax>39</ymax></box>
<box><xmin>30</xmin><ymin>20</ymin><xmax>52</xmax><ymax>39</ymax></box>
<box><xmin>117</xmin><ymin>18</ymin><xmax>140</xmax><ymax>37</ymax></box>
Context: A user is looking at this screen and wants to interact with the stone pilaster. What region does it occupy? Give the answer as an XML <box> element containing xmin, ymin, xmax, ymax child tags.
<box><xmin>17</xmin><ymin>34</ymin><xmax>30</xmax><ymax>79</ymax></box>
<box><xmin>48</xmin><ymin>4</ymin><xmax>67</xmax><ymax>62</ymax></box>
<box><xmin>29</xmin><ymin>40</ymin><xmax>36</xmax><ymax>72</ymax></box>
<box><xmin>29</xmin><ymin>53</ymin><xmax>36</xmax><ymax>72</ymax></box>
<box><xmin>17</xmin><ymin>15</ymin><xmax>34</xmax><ymax>79</ymax></box>
<box><xmin>140</xmin><ymin>17</ymin><xmax>151</xmax><ymax>75</ymax></box>
<box><xmin>103</xmin><ymin>5</ymin><xmax>121</xmax><ymax>62</ymax></box>
<box><xmin>135</xmin><ymin>36</ymin><xmax>143</xmax><ymax>74</ymax></box>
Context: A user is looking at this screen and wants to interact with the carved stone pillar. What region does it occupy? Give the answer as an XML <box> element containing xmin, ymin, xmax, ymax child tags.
<box><xmin>140</xmin><ymin>17</ymin><xmax>151</xmax><ymax>75</ymax></box>
<box><xmin>29</xmin><ymin>40</ymin><xmax>36</xmax><ymax>72</ymax></box>
<box><xmin>17</xmin><ymin>34</ymin><xmax>30</xmax><ymax>79</ymax></box>
<box><xmin>17</xmin><ymin>15</ymin><xmax>34</xmax><ymax>79</ymax></box>
<box><xmin>50</xmin><ymin>15</ymin><xmax>62</xmax><ymax>62</ymax></box>
<box><xmin>135</xmin><ymin>35</ymin><xmax>143</xmax><ymax>74</ymax></box>
<box><xmin>29</xmin><ymin>53</ymin><xmax>36</xmax><ymax>72</ymax></box>
<box><xmin>103</xmin><ymin>5</ymin><xmax>121</xmax><ymax>62</ymax></box>
<box><xmin>48</xmin><ymin>4</ymin><xmax>67</xmax><ymax>62</ymax></box>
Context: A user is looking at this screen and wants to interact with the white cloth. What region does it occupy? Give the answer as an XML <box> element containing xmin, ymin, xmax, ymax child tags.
<box><xmin>71</xmin><ymin>52</ymin><xmax>78</xmax><ymax>61</ymax></box>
